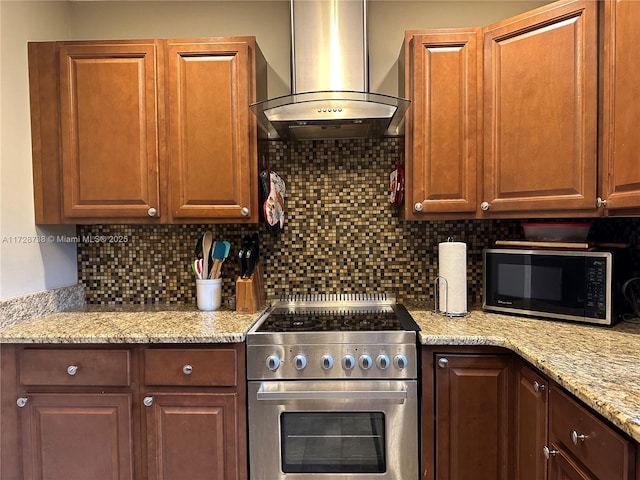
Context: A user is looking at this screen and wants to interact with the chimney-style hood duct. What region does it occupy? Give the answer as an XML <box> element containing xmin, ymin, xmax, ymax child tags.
<box><xmin>250</xmin><ymin>0</ymin><xmax>410</xmax><ymax>141</ymax></box>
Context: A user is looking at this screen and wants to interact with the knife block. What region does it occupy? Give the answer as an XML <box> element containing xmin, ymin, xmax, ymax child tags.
<box><xmin>235</xmin><ymin>259</ymin><xmax>266</xmax><ymax>314</ymax></box>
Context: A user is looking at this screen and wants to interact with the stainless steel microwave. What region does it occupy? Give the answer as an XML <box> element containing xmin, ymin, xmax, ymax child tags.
<box><xmin>483</xmin><ymin>248</ymin><xmax>630</xmax><ymax>326</ymax></box>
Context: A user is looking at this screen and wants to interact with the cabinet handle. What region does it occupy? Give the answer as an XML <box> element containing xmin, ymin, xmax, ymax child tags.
<box><xmin>414</xmin><ymin>202</ymin><xmax>423</xmax><ymax>212</ymax></box>
<box><xmin>480</xmin><ymin>201</ymin><xmax>490</xmax><ymax>211</ymax></box>
<box><xmin>570</xmin><ymin>430</ymin><xmax>588</xmax><ymax>444</ymax></box>
<box><xmin>533</xmin><ymin>381</ymin><xmax>545</xmax><ymax>392</ymax></box>
<box><xmin>542</xmin><ymin>446</ymin><xmax>557</xmax><ymax>459</ymax></box>
<box><xmin>148</xmin><ymin>207</ymin><xmax>157</xmax><ymax>217</ymax></box>
<box><xmin>437</xmin><ymin>357</ymin><xmax>449</xmax><ymax>369</ymax></box>
<box><xmin>16</xmin><ymin>397</ymin><xmax>29</xmax><ymax>408</ymax></box>
<box><xmin>240</xmin><ymin>207</ymin><xmax>250</xmax><ymax>216</ymax></box>
<box><xmin>67</xmin><ymin>365</ymin><xmax>78</xmax><ymax>376</ymax></box>
<box><xmin>182</xmin><ymin>364</ymin><xmax>193</xmax><ymax>375</ymax></box>
<box><xmin>143</xmin><ymin>396</ymin><xmax>154</xmax><ymax>407</ymax></box>
<box><xmin>596</xmin><ymin>197</ymin><xmax>607</xmax><ymax>208</ymax></box>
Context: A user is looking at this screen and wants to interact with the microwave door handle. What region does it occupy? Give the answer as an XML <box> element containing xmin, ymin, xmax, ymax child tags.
<box><xmin>256</xmin><ymin>383</ymin><xmax>407</xmax><ymax>403</ymax></box>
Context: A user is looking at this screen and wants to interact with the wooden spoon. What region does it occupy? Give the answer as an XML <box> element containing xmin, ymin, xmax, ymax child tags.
<box><xmin>202</xmin><ymin>232</ymin><xmax>213</xmax><ymax>280</ymax></box>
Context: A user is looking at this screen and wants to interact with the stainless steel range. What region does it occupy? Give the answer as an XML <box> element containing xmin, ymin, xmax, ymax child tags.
<box><xmin>246</xmin><ymin>294</ymin><xmax>420</xmax><ymax>480</ymax></box>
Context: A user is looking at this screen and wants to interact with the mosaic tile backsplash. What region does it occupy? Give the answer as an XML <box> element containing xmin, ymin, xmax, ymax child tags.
<box><xmin>77</xmin><ymin>138</ymin><xmax>640</xmax><ymax>306</ymax></box>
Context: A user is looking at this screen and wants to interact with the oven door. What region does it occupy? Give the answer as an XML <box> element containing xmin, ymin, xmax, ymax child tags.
<box><xmin>248</xmin><ymin>380</ymin><xmax>418</xmax><ymax>480</ymax></box>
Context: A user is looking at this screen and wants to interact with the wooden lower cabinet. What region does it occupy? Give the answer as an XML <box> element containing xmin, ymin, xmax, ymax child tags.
<box><xmin>144</xmin><ymin>392</ymin><xmax>240</xmax><ymax>480</ymax></box>
<box><xmin>422</xmin><ymin>347</ymin><xmax>515</xmax><ymax>480</ymax></box>
<box><xmin>1</xmin><ymin>344</ymin><xmax>246</xmax><ymax>480</ymax></box>
<box><xmin>516</xmin><ymin>362</ymin><xmax>549</xmax><ymax>480</ymax></box>
<box><xmin>546</xmin><ymin>386</ymin><xmax>635</xmax><ymax>480</ymax></box>
<box><xmin>142</xmin><ymin>346</ymin><xmax>246</xmax><ymax>480</ymax></box>
<box><xmin>547</xmin><ymin>449</ymin><xmax>595</xmax><ymax>480</ymax></box>
<box><xmin>423</xmin><ymin>350</ymin><xmax>638</xmax><ymax>480</ymax></box>
<box><xmin>19</xmin><ymin>392</ymin><xmax>134</xmax><ymax>480</ymax></box>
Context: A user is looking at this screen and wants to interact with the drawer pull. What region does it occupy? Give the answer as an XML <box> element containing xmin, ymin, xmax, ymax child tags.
<box><xmin>16</xmin><ymin>397</ymin><xmax>29</xmax><ymax>408</ymax></box>
<box><xmin>543</xmin><ymin>446</ymin><xmax>557</xmax><ymax>459</ymax></box>
<box><xmin>143</xmin><ymin>396</ymin><xmax>154</xmax><ymax>407</ymax></box>
<box><xmin>66</xmin><ymin>365</ymin><xmax>79</xmax><ymax>376</ymax></box>
<box><xmin>533</xmin><ymin>381</ymin><xmax>545</xmax><ymax>392</ymax></box>
<box><xmin>182</xmin><ymin>364</ymin><xmax>193</xmax><ymax>375</ymax></box>
<box><xmin>570</xmin><ymin>430</ymin><xmax>588</xmax><ymax>444</ymax></box>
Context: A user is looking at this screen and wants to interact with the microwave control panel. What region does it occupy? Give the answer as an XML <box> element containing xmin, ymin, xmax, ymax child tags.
<box><xmin>585</xmin><ymin>258</ymin><xmax>608</xmax><ymax>318</ymax></box>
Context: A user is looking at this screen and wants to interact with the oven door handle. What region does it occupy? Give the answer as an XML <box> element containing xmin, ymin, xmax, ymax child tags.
<box><xmin>256</xmin><ymin>383</ymin><xmax>407</xmax><ymax>403</ymax></box>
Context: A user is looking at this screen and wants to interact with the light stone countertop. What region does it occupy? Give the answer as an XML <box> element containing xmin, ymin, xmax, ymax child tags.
<box><xmin>0</xmin><ymin>305</ymin><xmax>265</xmax><ymax>344</ymax></box>
<box><xmin>410</xmin><ymin>307</ymin><xmax>640</xmax><ymax>444</ymax></box>
<box><xmin>0</xmin><ymin>304</ymin><xmax>639</xmax><ymax>444</ymax></box>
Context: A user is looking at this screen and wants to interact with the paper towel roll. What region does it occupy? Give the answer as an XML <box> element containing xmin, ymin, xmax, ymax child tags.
<box><xmin>438</xmin><ymin>241</ymin><xmax>468</xmax><ymax>315</ymax></box>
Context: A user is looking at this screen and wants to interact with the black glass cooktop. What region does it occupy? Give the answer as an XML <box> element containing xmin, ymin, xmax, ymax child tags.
<box><xmin>256</xmin><ymin>306</ymin><xmax>419</xmax><ymax>333</ymax></box>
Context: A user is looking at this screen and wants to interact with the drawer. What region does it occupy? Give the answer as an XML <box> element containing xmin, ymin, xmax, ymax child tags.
<box><xmin>550</xmin><ymin>386</ymin><xmax>635</xmax><ymax>480</ymax></box>
<box><xmin>19</xmin><ymin>348</ymin><xmax>131</xmax><ymax>387</ymax></box>
<box><xmin>144</xmin><ymin>348</ymin><xmax>237</xmax><ymax>387</ymax></box>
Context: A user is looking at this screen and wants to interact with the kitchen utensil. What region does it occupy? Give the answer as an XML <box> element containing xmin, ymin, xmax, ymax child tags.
<box><xmin>244</xmin><ymin>234</ymin><xmax>260</xmax><ymax>278</ymax></box>
<box><xmin>191</xmin><ymin>260</ymin><xmax>201</xmax><ymax>280</ymax></box>
<box><xmin>192</xmin><ymin>258</ymin><xmax>203</xmax><ymax>280</ymax></box>
<box><xmin>201</xmin><ymin>232</ymin><xmax>213</xmax><ymax>279</ymax></box>
<box><xmin>238</xmin><ymin>235</ymin><xmax>255</xmax><ymax>278</ymax></box>
<box><xmin>194</xmin><ymin>234</ymin><xmax>204</xmax><ymax>260</ymax></box>
<box><xmin>211</xmin><ymin>241</ymin><xmax>229</xmax><ymax>279</ymax></box>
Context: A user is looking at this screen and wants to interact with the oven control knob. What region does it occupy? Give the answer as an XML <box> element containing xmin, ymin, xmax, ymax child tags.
<box><xmin>376</xmin><ymin>354</ymin><xmax>390</xmax><ymax>370</ymax></box>
<box><xmin>266</xmin><ymin>355</ymin><xmax>281</xmax><ymax>371</ymax></box>
<box><xmin>342</xmin><ymin>354</ymin><xmax>355</xmax><ymax>370</ymax></box>
<box><xmin>293</xmin><ymin>354</ymin><xmax>307</xmax><ymax>370</ymax></box>
<box><xmin>394</xmin><ymin>354</ymin><xmax>408</xmax><ymax>370</ymax></box>
<box><xmin>359</xmin><ymin>354</ymin><xmax>373</xmax><ymax>370</ymax></box>
<box><xmin>320</xmin><ymin>354</ymin><xmax>334</xmax><ymax>370</ymax></box>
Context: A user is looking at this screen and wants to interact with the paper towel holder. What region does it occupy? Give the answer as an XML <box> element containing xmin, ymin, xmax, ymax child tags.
<box><xmin>433</xmin><ymin>276</ymin><xmax>469</xmax><ymax>317</ymax></box>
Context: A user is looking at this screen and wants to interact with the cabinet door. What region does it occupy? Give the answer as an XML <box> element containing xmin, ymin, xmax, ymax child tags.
<box><xmin>482</xmin><ymin>0</ymin><xmax>598</xmax><ymax>215</ymax></box>
<box><xmin>435</xmin><ymin>354</ymin><xmax>513</xmax><ymax>480</ymax></box>
<box><xmin>144</xmin><ymin>392</ymin><xmax>242</xmax><ymax>480</ymax></box>
<box><xmin>405</xmin><ymin>29</ymin><xmax>480</xmax><ymax>218</ymax></box>
<box><xmin>547</xmin><ymin>447</ymin><xmax>595</xmax><ymax>480</ymax></box>
<box><xmin>59</xmin><ymin>42</ymin><xmax>161</xmax><ymax>220</ymax></box>
<box><xmin>516</xmin><ymin>363</ymin><xmax>548</xmax><ymax>480</ymax></box>
<box><xmin>166</xmin><ymin>40</ymin><xmax>256</xmax><ymax>221</ymax></box>
<box><xmin>600</xmin><ymin>0</ymin><xmax>640</xmax><ymax>213</ymax></box>
<box><xmin>19</xmin><ymin>393</ymin><xmax>134</xmax><ymax>480</ymax></box>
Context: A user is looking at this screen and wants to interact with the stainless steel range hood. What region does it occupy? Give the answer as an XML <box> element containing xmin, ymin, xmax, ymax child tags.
<box><xmin>250</xmin><ymin>0</ymin><xmax>410</xmax><ymax>141</ymax></box>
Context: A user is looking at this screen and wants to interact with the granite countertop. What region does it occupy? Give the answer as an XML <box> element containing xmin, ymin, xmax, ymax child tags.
<box><xmin>410</xmin><ymin>307</ymin><xmax>640</xmax><ymax>444</ymax></box>
<box><xmin>0</xmin><ymin>305</ymin><xmax>265</xmax><ymax>344</ymax></box>
<box><xmin>0</xmin><ymin>303</ymin><xmax>639</xmax><ymax>444</ymax></box>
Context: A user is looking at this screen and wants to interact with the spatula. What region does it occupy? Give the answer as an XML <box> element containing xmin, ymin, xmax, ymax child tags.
<box><xmin>211</xmin><ymin>240</ymin><xmax>230</xmax><ymax>279</ymax></box>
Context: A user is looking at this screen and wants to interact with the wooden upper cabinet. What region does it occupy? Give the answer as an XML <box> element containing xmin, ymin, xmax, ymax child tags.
<box><xmin>29</xmin><ymin>37</ymin><xmax>263</xmax><ymax>224</ymax></box>
<box><xmin>403</xmin><ymin>29</ymin><xmax>481</xmax><ymax>219</ymax></box>
<box><xmin>481</xmin><ymin>0</ymin><xmax>598</xmax><ymax>216</ymax></box>
<box><xmin>58</xmin><ymin>41</ymin><xmax>162</xmax><ymax>221</ymax></box>
<box><xmin>166</xmin><ymin>39</ymin><xmax>257</xmax><ymax>222</ymax></box>
<box><xmin>600</xmin><ymin>0</ymin><xmax>640</xmax><ymax>215</ymax></box>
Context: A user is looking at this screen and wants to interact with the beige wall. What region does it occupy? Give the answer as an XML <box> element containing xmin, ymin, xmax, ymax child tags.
<box><xmin>0</xmin><ymin>0</ymin><xmax>552</xmax><ymax>300</ymax></box>
<box><xmin>68</xmin><ymin>0</ymin><xmax>551</xmax><ymax>98</ymax></box>
<box><xmin>368</xmin><ymin>1</ymin><xmax>551</xmax><ymax>95</ymax></box>
<box><xmin>0</xmin><ymin>1</ymin><xmax>77</xmax><ymax>300</ymax></box>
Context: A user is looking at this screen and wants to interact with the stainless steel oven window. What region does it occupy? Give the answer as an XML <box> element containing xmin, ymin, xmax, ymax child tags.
<box><xmin>280</xmin><ymin>412</ymin><xmax>386</xmax><ymax>473</ymax></box>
